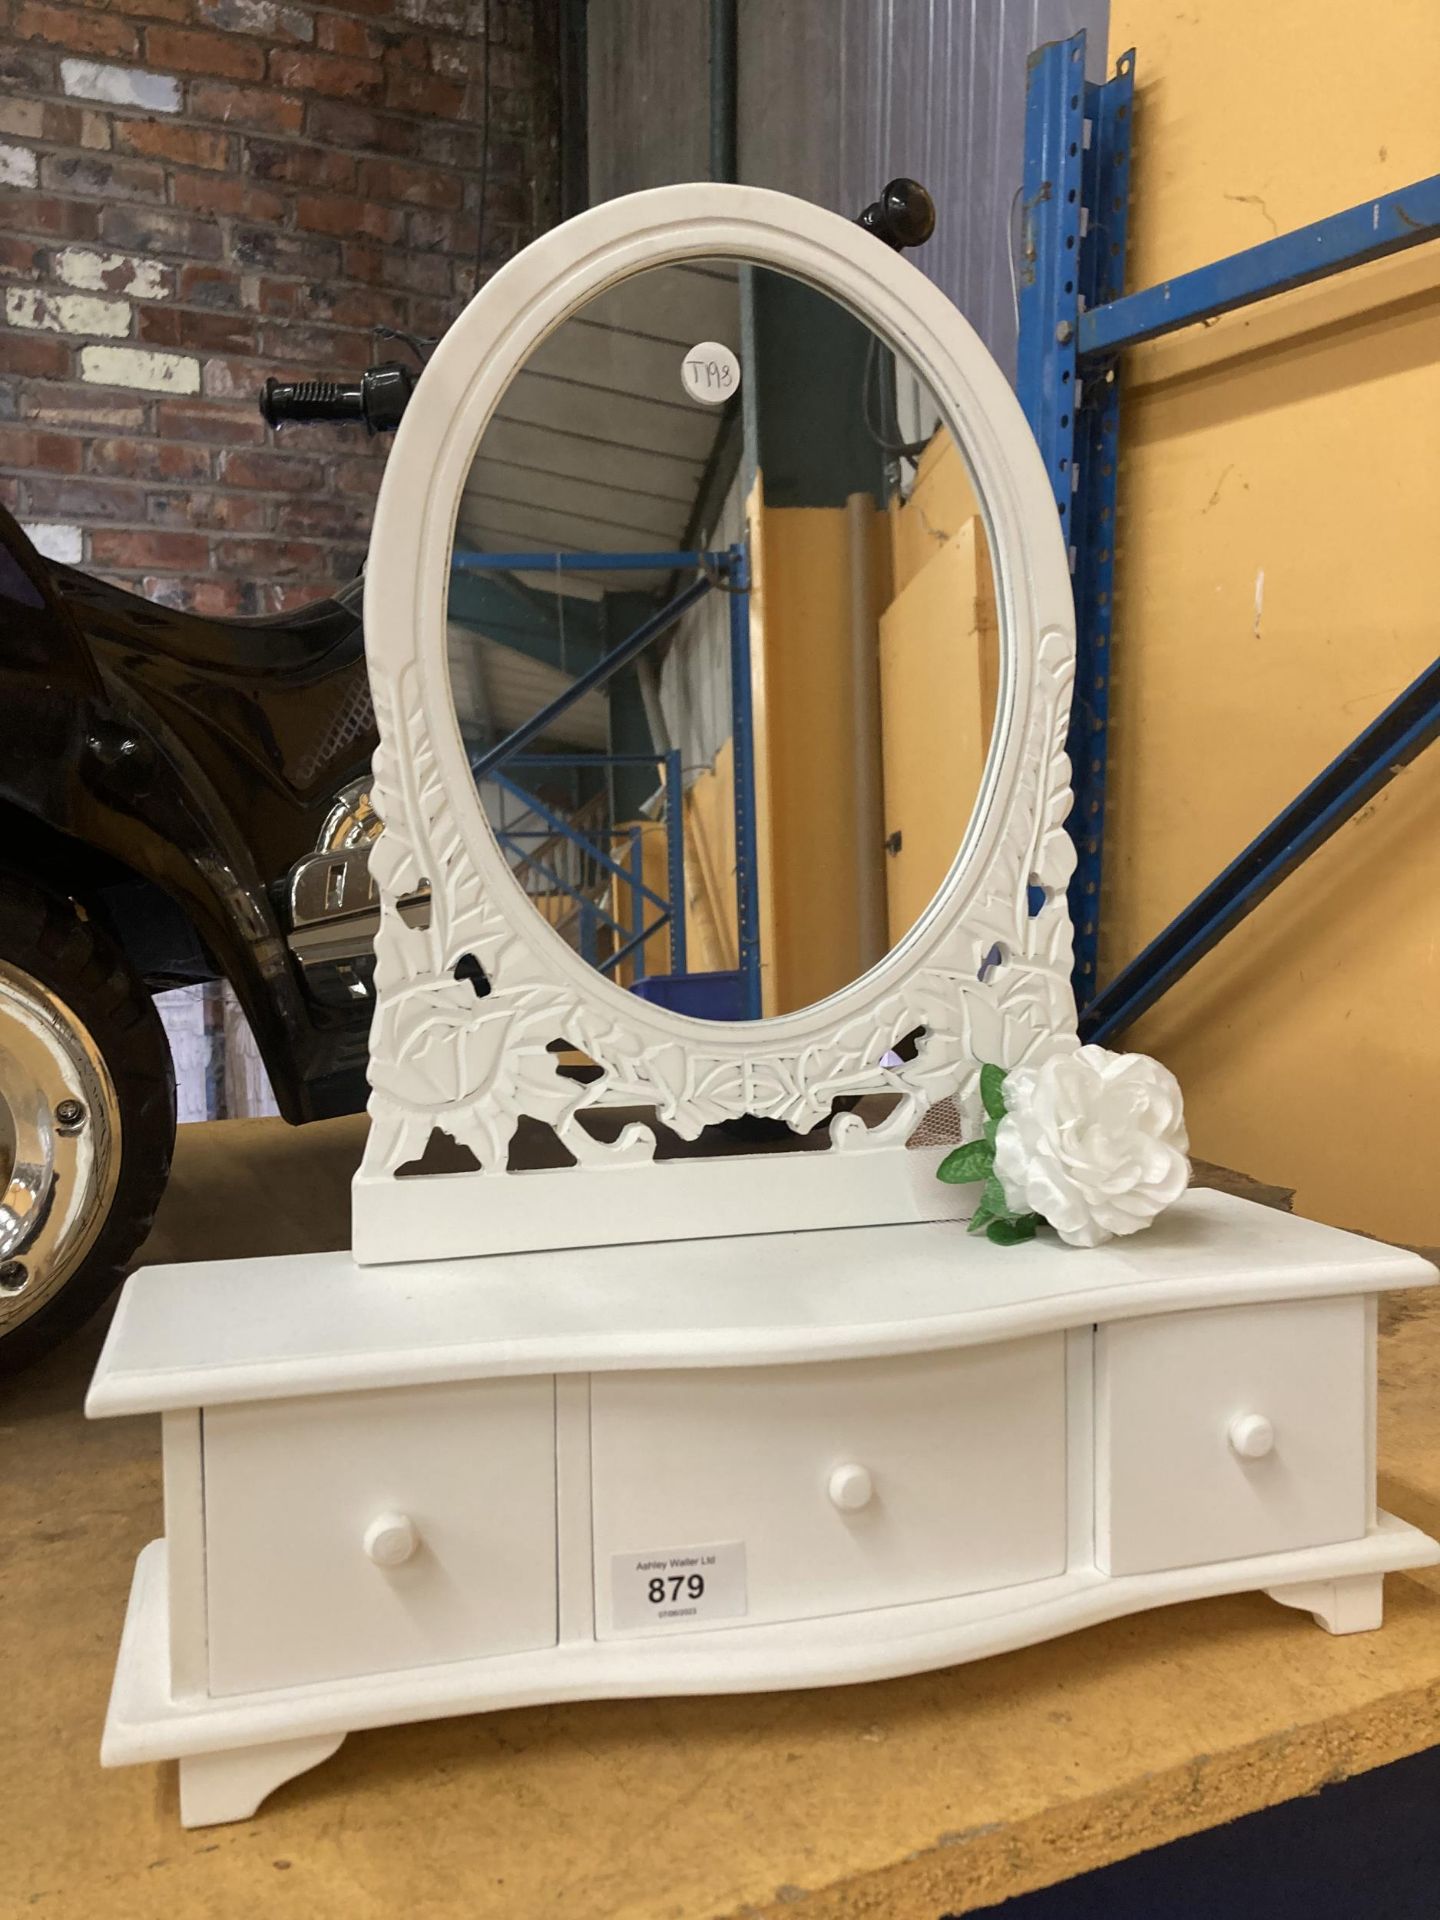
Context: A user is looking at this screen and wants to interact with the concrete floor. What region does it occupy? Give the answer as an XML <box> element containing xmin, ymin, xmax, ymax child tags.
<box><xmin>5</xmin><ymin>1118</ymin><xmax>1439</xmax><ymax>1919</ymax></box>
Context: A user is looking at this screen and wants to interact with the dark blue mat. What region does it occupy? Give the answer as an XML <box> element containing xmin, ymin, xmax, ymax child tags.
<box><xmin>955</xmin><ymin>1742</ymin><xmax>1440</xmax><ymax>1920</ymax></box>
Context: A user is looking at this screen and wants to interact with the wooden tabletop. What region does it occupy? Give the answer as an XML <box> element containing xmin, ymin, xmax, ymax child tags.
<box><xmin>9</xmin><ymin>1115</ymin><xmax>1439</xmax><ymax>1919</ymax></box>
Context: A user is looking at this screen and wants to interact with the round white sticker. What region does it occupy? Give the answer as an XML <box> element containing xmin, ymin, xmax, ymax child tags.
<box><xmin>680</xmin><ymin>341</ymin><xmax>741</xmax><ymax>406</ymax></box>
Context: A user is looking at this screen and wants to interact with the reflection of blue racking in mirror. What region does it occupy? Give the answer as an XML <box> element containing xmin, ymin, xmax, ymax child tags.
<box><xmin>442</xmin><ymin>251</ymin><xmax>961</xmax><ymax>1032</ymax></box>
<box><xmin>451</xmin><ymin>541</ymin><xmax>761</xmax><ymax>1021</ymax></box>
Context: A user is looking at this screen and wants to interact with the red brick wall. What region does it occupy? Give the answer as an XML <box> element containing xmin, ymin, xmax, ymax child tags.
<box><xmin>0</xmin><ymin>1</ymin><xmax>559</xmax><ymax>614</ymax></box>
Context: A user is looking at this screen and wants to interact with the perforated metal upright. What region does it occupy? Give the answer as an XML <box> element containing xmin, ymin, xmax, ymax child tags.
<box><xmin>1016</xmin><ymin>31</ymin><xmax>1133</xmax><ymax>1007</ymax></box>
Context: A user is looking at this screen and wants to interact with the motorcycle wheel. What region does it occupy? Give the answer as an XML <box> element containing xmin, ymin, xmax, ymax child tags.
<box><xmin>0</xmin><ymin>877</ymin><xmax>175</xmax><ymax>1374</ymax></box>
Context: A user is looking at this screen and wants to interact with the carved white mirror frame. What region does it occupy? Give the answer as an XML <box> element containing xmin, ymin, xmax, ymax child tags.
<box><xmin>355</xmin><ymin>184</ymin><xmax>1079</xmax><ymax>1266</ymax></box>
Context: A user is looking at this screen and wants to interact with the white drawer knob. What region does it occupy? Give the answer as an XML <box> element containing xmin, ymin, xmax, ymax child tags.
<box><xmin>828</xmin><ymin>1463</ymin><xmax>874</xmax><ymax>1512</ymax></box>
<box><xmin>364</xmin><ymin>1512</ymin><xmax>419</xmax><ymax>1566</ymax></box>
<box><xmin>1229</xmin><ymin>1413</ymin><xmax>1275</xmax><ymax>1461</ymax></box>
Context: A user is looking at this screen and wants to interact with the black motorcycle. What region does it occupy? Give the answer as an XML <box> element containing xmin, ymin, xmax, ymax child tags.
<box><xmin>0</xmin><ymin>365</ymin><xmax>421</xmax><ymax>1369</ymax></box>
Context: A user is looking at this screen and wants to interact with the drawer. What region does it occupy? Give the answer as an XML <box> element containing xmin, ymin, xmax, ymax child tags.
<box><xmin>203</xmin><ymin>1377</ymin><xmax>557</xmax><ymax>1696</ymax></box>
<box><xmin>590</xmin><ymin>1340</ymin><xmax>1067</xmax><ymax>1639</ymax></box>
<box><xmin>1096</xmin><ymin>1298</ymin><xmax>1368</xmax><ymax>1577</ymax></box>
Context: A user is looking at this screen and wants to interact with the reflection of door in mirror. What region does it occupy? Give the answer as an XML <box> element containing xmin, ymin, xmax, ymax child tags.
<box><xmin>445</xmin><ymin>259</ymin><xmax>996</xmax><ymax>1024</ymax></box>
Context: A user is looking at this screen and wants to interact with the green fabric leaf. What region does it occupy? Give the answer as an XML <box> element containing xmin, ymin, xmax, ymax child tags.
<box><xmin>981</xmin><ymin>1173</ymin><xmax>1013</xmax><ymax>1220</ymax></box>
<box><xmin>967</xmin><ymin>1206</ymin><xmax>996</xmax><ymax>1236</ymax></box>
<box><xmin>980</xmin><ymin>1062</ymin><xmax>1008</xmax><ymax>1121</ymax></box>
<box><xmin>936</xmin><ymin>1139</ymin><xmax>994</xmax><ymax>1185</ymax></box>
<box><xmin>983</xmin><ymin>1113</ymin><xmax>1001</xmax><ymax>1148</ymax></box>
<box><xmin>987</xmin><ymin>1214</ymin><xmax>1040</xmax><ymax>1247</ymax></box>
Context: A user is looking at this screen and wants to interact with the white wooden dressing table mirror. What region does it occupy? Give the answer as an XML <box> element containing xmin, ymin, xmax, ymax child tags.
<box><xmin>87</xmin><ymin>185</ymin><xmax>1439</xmax><ymax>1829</ymax></box>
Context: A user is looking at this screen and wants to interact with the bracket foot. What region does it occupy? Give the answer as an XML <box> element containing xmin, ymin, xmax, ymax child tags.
<box><xmin>178</xmin><ymin>1732</ymin><xmax>346</xmax><ymax>1828</ymax></box>
<box><xmin>1265</xmin><ymin>1572</ymin><xmax>1384</xmax><ymax>1636</ymax></box>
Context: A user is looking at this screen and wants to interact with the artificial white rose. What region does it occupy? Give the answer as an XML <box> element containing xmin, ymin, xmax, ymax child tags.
<box><xmin>992</xmin><ymin>1045</ymin><xmax>1190</xmax><ymax>1249</ymax></box>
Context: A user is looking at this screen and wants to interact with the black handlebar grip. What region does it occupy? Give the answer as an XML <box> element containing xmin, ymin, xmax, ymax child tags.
<box><xmin>259</xmin><ymin>377</ymin><xmax>367</xmax><ymax>428</ymax></box>
<box><xmin>856</xmin><ymin>178</ymin><xmax>937</xmax><ymax>253</ymax></box>
<box><xmin>260</xmin><ymin>362</ymin><xmax>416</xmax><ymax>433</ymax></box>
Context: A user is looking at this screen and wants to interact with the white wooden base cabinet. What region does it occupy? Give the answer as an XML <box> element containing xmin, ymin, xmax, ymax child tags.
<box><xmin>87</xmin><ymin>1190</ymin><xmax>1438</xmax><ymax>1828</ymax></box>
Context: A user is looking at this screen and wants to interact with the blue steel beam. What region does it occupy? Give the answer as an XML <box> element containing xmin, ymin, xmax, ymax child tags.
<box><xmin>1079</xmin><ymin>171</ymin><xmax>1440</xmax><ymax>360</ymax></box>
<box><xmin>490</xmin><ymin>769</ymin><xmax>669</xmax><ymax>915</ymax></box>
<box><xmin>598</xmin><ymin>915</ymin><xmax>672</xmax><ymax>978</ymax></box>
<box><xmin>470</xmin><ymin>574</ymin><xmax>713</xmax><ymax>779</ymax></box>
<box><xmin>1080</xmin><ymin>657</ymin><xmax>1440</xmax><ymax>1045</ymax></box>
<box><xmin>505</xmin><ymin>749</ymin><xmax>688</xmax><ymax>976</ymax></box>
<box><xmin>494</xmin><ymin>838</ymin><xmax>632</xmax><ymax>945</ymax></box>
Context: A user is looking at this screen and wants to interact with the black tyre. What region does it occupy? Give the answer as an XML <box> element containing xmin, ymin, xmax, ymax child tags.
<box><xmin>0</xmin><ymin>877</ymin><xmax>175</xmax><ymax>1374</ymax></box>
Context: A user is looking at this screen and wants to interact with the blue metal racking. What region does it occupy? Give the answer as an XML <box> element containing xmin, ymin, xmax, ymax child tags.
<box><xmin>1016</xmin><ymin>31</ymin><xmax>1440</xmax><ymax>1037</ymax></box>
<box><xmin>453</xmin><ymin>542</ymin><xmax>762</xmax><ymax>1018</ymax></box>
<box><xmin>488</xmin><ymin>753</ymin><xmax>686</xmax><ymax>983</ymax></box>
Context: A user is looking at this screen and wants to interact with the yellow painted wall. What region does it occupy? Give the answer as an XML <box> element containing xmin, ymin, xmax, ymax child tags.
<box><xmin>746</xmin><ymin>435</ymin><xmax>1002</xmax><ymax>1013</ymax></box>
<box><xmin>879</xmin><ymin>517</ymin><xmax>997</xmax><ymax>946</ymax></box>
<box><xmin>748</xmin><ymin>481</ymin><xmax>894</xmax><ymax>1016</ymax></box>
<box><xmin>608</xmin><ymin>821</ymin><xmax>670</xmax><ymax>985</ymax></box>
<box><xmin>880</xmin><ymin>432</ymin><xmax>998</xmax><ymax>944</ymax></box>
<box><xmin>1106</xmin><ymin>1</ymin><xmax>1440</xmax><ymax>1240</ymax></box>
<box><xmin>888</xmin><ymin>429</ymin><xmax>983</xmax><ymax>595</ymax></box>
<box><xmin>682</xmin><ymin>737</ymin><xmax>738</xmax><ymax>973</ymax></box>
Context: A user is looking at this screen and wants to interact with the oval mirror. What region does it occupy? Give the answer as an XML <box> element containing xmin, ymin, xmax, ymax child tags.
<box><xmin>443</xmin><ymin>257</ymin><xmax>999</xmax><ymax>1024</ymax></box>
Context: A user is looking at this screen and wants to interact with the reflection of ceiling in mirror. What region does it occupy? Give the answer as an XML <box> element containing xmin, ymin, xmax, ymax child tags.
<box><xmin>445</xmin><ymin>621</ymin><xmax>608</xmax><ymax>751</ymax></box>
<box><xmin>455</xmin><ymin>263</ymin><xmax>741</xmax><ymax>594</ymax></box>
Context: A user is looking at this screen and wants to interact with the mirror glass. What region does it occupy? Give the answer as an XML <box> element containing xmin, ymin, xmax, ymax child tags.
<box><xmin>445</xmin><ymin>258</ymin><xmax>999</xmax><ymax>1023</ymax></box>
